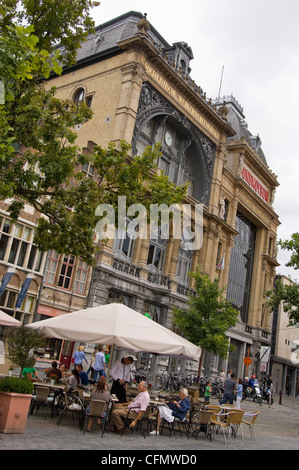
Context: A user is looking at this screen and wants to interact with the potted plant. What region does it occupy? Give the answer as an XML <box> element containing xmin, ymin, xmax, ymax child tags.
<box><xmin>0</xmin><ymin>377</ymin><xmax>34</xmax><ymax>433</ymax></box>
<box><xmin>0</xmin><ymin>326</ymin><xmax>45</xmax><ymax>433</ymax></box>
<box><xmin>8</xmin><ymin>365</ymin><xmax>14</xmax><ymax>377</ymax></box>
<box><xmin>49</xmin><ymin>374</ymin><xmax>57</xmax><ymax>385</ymax></box>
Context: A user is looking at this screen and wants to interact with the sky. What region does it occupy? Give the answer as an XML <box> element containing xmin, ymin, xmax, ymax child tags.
<box><xmin>90</xmin><ymin>0</ymin><xmax>299</xmax><ymax>281</ymax></box>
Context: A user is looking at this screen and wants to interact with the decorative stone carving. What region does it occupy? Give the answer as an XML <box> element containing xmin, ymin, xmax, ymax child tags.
<box><xmin>137</xmin><ymin>13</ymin><xmax>150</xmax><ymax>35</ymax></box>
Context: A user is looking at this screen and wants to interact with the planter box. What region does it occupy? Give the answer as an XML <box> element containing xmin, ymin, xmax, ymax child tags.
<box><xmin>0</xmin><ymin>391</ymin><xmax>32</xmax><ymax>433</ymax></box>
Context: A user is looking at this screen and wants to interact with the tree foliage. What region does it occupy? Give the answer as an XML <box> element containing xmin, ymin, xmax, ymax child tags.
<box><xmin>172</xmin><ymin>271</ymin><xmax>239</xmax><ymax>378</ymax></box>
<box><xmin>6</xmin><ymin>326</ymin><xmax>45</xmax><ymax>377</ymax></box>
<box><xmin>0</xmin><ymin>1</ymin><xmax>188</xmax><ymax>264</ymax></box>
<box><xmin>266</xmin><ymin>232</ymin><xmax>299</xmax><ymax>326</ymax></box>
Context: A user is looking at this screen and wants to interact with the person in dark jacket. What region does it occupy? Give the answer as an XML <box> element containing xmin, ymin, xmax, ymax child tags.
<box><xmin>150</xmin><ymin>388</ymin><xmax>191</xmax><ymax>435</ymax></box>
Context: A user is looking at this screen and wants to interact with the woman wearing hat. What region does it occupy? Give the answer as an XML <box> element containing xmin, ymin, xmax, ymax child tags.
<box><xmin>150</xmin><ymin>388</ymin><xmax>191</xmax><ymax>435</ymax></box>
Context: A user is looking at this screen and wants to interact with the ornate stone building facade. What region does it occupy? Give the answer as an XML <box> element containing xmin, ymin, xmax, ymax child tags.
<box><xmin>1</xmin><ymin>11</ymin><xmax>280</xmax><ymax>377</ymax></box>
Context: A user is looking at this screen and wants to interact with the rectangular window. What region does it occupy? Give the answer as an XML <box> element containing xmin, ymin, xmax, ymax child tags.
<box><xmin>58</xmin><ymin>255</ymin><xmax>75</xmax><ymax>289</ymax></box>
<box><xmin>17</xmin><ymin>241</ymin><xmax>28</xmax><ymax>267</ymax></box>
<box><xmin>27</xmin><ymin>245</ymin><xmax>37</xmax><ymax>270</ymax></box>
<box><xmin>8</xmin><ymin>238</ymin><xmax>20</xmax><ymax>264</ymax></box>
<box><xmin>44</xmin><ymin>250</ymin><xmax>60</xmax><ymax>285</ymax></box>
<box><xmin>74</xmin><ymin>259</ymin><xmax>88</xmax><ymax>294</ymax></box>
<box><xmin>0</xmin><ymin>234</ymin><xmax>9</xmax><ymax>261</ymax></box>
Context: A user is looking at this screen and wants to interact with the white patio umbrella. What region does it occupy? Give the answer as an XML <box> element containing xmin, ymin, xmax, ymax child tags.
<box><xmin>0</xmin><ymin>309</ymin><xmax>21</xmax><ymax>327</ymax></box>
<box><xmin>28</xmin><ymin>303</ymin><xmax>200</xmax><ymax>360</ymax></box>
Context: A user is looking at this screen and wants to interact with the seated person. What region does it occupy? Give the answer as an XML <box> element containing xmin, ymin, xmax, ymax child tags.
<box><xmin>110</xmin><ymin>380</ymin><xmax>150</xmax><ymax>433</ymax></box>
<box><xmin>76</xmin><ymin>364</ymin><xmax>89</xmax><ymax>386</ymax></box>
<box><xmin>86</xmin><ymin>376</ymin><xmax>112</xmax><ymax>431</ymax></box>
<box><xmin>59</xmin><ymin>363</ymin><xmax>72</xmax><ymax>380</ymax></box>
<box><xmin>150</xmin><ymin>388</ymin><xmax>190</xmax><ymax>435</ymax></box>
<box><xmin>22</xmin><ymin>358</ymin><xmax>40</xmax><ymax>382</ymax></box>
<box><xmin>46</xmin><ymin>361</ymin><xmax>62</xmax><ymax>381</ymax></box>
<box><xmin>67</xmin><ymin>368</ymin><xmax>82</xmax><ymax>387</ymax></box>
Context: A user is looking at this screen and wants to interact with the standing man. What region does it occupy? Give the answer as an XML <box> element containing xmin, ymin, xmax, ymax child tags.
<box><xmin>110</xmin><ymin>355</ymin><xmax>134</xmax><ymax>403</ymax></box>
<box><xmin>221</xmin><ymin>372</ymin><xmax>236</xmax><ymax>405</ymax></box>
<box><xmin>93</xmin><ymin>346</ymin><xmax>106</xmax><ymax>383</ymax></box>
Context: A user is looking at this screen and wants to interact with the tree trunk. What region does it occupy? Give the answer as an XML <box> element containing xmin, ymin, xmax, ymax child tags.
<box><xmin>196</xmin><ymin>349</ymin><xmax>204</xmax><ymax>382</ymax></box>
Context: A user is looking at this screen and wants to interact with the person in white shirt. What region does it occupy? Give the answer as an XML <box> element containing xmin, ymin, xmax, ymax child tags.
<box><xmin>110</xmin><ymin>381</ymin><xmax>150</xmax><ymax>433</ymax></box>
<box><xmin>110</xmin><ymin>356</ymin><xmax>134</xmax><ymax>403</ymax></box>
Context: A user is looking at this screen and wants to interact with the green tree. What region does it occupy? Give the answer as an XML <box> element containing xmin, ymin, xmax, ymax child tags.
<box><xmin>266</xmin><ymin>233</ymin><xmax>299</xmax><ymax>326</ymax></box>
<box><xmin>0</xmin><ymin>2</ymin><xmax>187</xmax><ymax>265</ymax></box>
<box><xmin>172</xmin><ymin>271</ymin><xmax>239</xmax><ymax>379</ymax></box>
<box><xmin>6</xmin><ymin>326</ymin><xmax>45</xmax><ymax>377</ymax></box>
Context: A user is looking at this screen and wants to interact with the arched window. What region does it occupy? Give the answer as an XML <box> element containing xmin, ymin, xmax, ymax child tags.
<box><xmin>226</xmin><ymin>213</ymin><xmax>256</xmax><ymax>323</ymax></box>
<box><xmin>73</xmin><ymin>88</ymin><xmax>85</xmax><ymax>104</ymax></box>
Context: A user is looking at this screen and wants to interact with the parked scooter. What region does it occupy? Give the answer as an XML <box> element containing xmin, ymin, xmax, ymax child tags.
<box><xmin>243</xmin><ymin>376</ymin><xmax>262</xmax><ymax>403</ymax></box>
<box><xmin>211</xmin><ymin>381</ymin><xmax>224</xmax><ymax>400</ymax></box>
<box><xmin>261</xmin><ymin>384</ymin><xmax>274</xmax><ymax>404</ymax></box>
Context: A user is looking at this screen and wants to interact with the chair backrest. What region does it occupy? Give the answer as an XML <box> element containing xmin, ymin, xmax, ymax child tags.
<box><xmin>35</xmin><ymin>387</ymin><xmax>50</xmax><ymax>402</ymax></box>
<box><xmin>75</xmin><ymin>388</ymin><xmax>84</xmax><ymax>402</ymax></box>
<box><xmin>198</xmin><ymin>410</ymin><xmax>213</xmax><ymax>425</ymax></box>
<box><xmin>89</xmin><ymin>400</ymin><xmax>107</xmax><ymax>418</ymax></box>
<box><xmin>230</xmin><ymin>409</ymin><xmax>244</xmax><ymax>425</ymax></box>
<box><xmin>64</xmin><ymin>393</ymin><xmax>83</xmax><ymax>410</ymax></box>
<box><xmin>224</xmin><ymin>412</ymin><xmax>236</xmax><ymax>426</ymax></box>
<box><xmin>243</xmin><ymin>411</ymin><xmax>259</xmax><ymax>424</ymax></box>
<box><xmin>142</xmin><ymin>405</ymin><xmax>152</xmax><ymax>419</ymax></box>
<box><xmin>206</xmin><ymin>405</ymin><xmax>222</xmax><ymax>412</ymax></box>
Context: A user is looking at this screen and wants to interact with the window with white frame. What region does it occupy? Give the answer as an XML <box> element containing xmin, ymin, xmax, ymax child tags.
<box><xmin>44</xmin><ymin>251</ymin><xmax>89</xmax><ymax>294</ymax></box>
<box><xmin>44</xmin><ymin>250</ymin><xmax>60</xmax><ymax>285</ymax></box>
<box><xmin>147</xmin><ymin>228</ymin><xmax>167</xmax><ymax>273</ymax></box>
<box><xmin>74</xmin><ymin>259</ymin><xmax>89</xmax><ymax>294</ymax></box>
<box><xmin>0</xmin><ymin>217</ymin><xmax>44</xmax><ymax>271</ymax></box>
<box><xmin>176</xmin><ymin>231</ymin><xmax>193</xmax><ymax>285</ymax></box>
<box><xmin>176</xmin><ymin>247</ymin><xmax>193</xmax><ymax>285</ymax></box>
<box><xmin>113</xmin><ymin>218</ymin><xmax>137</xmax><ymax>261</ymax></box>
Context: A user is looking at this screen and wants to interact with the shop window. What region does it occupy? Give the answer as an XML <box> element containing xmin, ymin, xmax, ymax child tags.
<box><xmin>33</xmin><ymin>338</ymin><xmax>63</xmax><ymax>361</ymax></box>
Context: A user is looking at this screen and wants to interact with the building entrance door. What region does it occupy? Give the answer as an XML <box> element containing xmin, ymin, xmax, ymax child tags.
<box><xmin>59</xmin><ymin>340</ymin><xmax>74</xmax><ymax>369</ymax></box>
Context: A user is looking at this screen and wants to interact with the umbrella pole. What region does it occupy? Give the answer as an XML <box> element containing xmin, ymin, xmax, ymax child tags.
<box><xmin>106</xmin><ymin>344</ymin><xmax>114</xmax><ymax>386</ymax></box>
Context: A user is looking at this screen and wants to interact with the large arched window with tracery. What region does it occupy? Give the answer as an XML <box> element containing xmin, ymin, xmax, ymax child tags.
<box><xmin>132</xmin><ymin>83</ymin><xmax>216</xmax><ymax>205</ymax></box>
<box><xmin>226</xmin><ymin>212</ymin><xmax>257</xmax><ymax>323</ymax></box>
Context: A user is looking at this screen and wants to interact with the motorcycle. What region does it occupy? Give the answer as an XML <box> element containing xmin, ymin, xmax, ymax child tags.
<box><xmin>211</xmin><ymin>381</ymin><xmax>224</xmax><ymax>400</ymax></box>
<box><xmin>243</xmin><ymin>383</ymin><xmax>262</xmax><ymax>404</ymax></box>
<box><xmin>261</xmin><ymin>385</ymin><xmax>274</xmax><ymax>404</ymax></box>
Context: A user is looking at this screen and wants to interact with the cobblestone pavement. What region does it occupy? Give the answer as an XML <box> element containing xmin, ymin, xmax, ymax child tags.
<box><xmin>1</xmin><ymin>394</ymin><xmax>299</xmax><ymax>452</ymax></box>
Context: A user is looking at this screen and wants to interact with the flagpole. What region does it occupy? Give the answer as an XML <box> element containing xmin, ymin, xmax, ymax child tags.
<box><xmin>218</xmin><ymin>66</ymin><xmax>224</xmax><ymax>99</ymax></box>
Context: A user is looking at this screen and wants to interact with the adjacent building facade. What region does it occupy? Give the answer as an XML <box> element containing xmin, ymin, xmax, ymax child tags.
<box><xmin>0</xmin><ymin>11</ymin><xmax>280</xmax><ymax>378</ymax></box>
<box><xmin>271</xmin><ymin>276</ymin><xmax>299</xmax><ymax>396</ymax></box>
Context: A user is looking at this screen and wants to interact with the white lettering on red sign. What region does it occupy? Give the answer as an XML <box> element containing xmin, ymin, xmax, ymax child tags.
<box><xmin>241</xmin><ymin>165</ymin><xmax>269</xmax><ymax>202</ymax></box>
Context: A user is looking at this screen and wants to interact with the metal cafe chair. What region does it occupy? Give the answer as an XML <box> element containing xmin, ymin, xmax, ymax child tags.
<box><xmin>82</xmin><ymin>399</ymin><xmax>108</xmax><ymax>436</ymax></box>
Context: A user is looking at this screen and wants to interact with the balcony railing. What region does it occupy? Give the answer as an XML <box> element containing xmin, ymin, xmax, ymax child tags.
<box><xmin>112</xmin><ymin>258</ymin><xmax>141</xmax><ymax>278</ymax></box>
<box><xmin>147</xmin><ymin>272</ymin><xmax>170</xmax><ymax>288</ymax></box>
